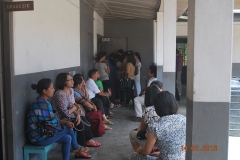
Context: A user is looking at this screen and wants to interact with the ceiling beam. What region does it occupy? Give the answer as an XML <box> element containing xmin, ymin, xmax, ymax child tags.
<box><xmin>102</xmin><ymin>1</ymin><xmax>156</xmax><ymax>9</ymax></box>
<box><xmin>99</xmin><ymin>0</ymin><xmax>116</xmax><ymax>19</ymax></box>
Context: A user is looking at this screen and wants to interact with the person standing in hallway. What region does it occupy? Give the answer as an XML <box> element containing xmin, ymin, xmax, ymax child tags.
<box><xmin>176</xmin><ymin>49</ymin><xmax>183</xmax><ymax>96</ymax></box>
<box><xmin>94</xmin><ymin>52</ymin><xmax>110</xmax><ymax>93</ymax></box>
<box><xmin>134</xmin><ymin>52</ymin><xmax>142</xmax><ymax>97</ymax></box>
<box><xmin>121</xmin><ymin>52</ymin><xmax>136</xmax><ymax>106</ymax></box>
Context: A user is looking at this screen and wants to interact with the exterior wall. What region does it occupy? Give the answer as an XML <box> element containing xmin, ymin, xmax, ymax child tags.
<box><xmin>13</xmin><ymin>0</ymin><xmax>80</xmax><ymax>75</ymax></box>
<box><xmin>176</xmin><ymin>22</ymin><xmax>240</xmax><ymax>76</ymax></box>
<box><xmin>104</xmin><ymin>20</ymin><xmax>153</xmax><ymax>88</ymax></box>
<box><xmin>93</xmin><ymin>11</ymin><xmax>104</xmax><ymax>56</ymax></box>
<box><xmin>9</xmin><ymin>0</ymin><xmax>94</xmax><ymax>159</ymax></box>
<box><xmin>80</xmin><ymin>2</ymin><xmax>94</xmax><ymax>79</ymax></box>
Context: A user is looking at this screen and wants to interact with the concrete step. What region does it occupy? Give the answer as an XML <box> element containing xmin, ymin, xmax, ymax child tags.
<box><xmin>229</xmin><ymin>130</ymin><xmax>240</xmax><ymax>136</ymax></box>
<box><xmin>230</xmin><ymin>103</ymin><xmax>240</xmax><ymax>109</ymax></box>
<box><xmin>229</xmin><ymin>123</ymin><xmax>240</xmax><ymax>130</ymax></box>
<box><xmin>230</xmin><ymin>116</ymin><xmax>240</xmax><ymax>123</ymax></box>
<box><xmin>231</xmin><ymin>90</ymin><xmax>240</xmax><ymax>96</ymax></box>
<box><xmin>230</xmin><ymin>110</ymin><xmax>240</xmax><ymax>117</ymax></box>
<box><xmin>231</xmin><ymin>96</ymin><xmax>240</xmax><ymax>102</ymax></box>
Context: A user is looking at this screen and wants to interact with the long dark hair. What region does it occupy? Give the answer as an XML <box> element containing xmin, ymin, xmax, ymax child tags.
<box><xmin>31</xmin><ymin>78</ymin><xmax>52</xmax><ymax>94</ymax></box>
<box><xmin>55</xmin><ymin>73</ymin><xmax>70</xmax><ymax>90</ymax></box>
<box><xmin>144</xmin><ymin>86</ymin><xmax>160</xmax><ymax>107</ymax></box>
<box><xmin>126</xmin><ymin>52</ymin><xmax>136</xmax><ymax>66</ymax></box>
<box><xmin>96</xmin><ymin>52</ymin><xmax>106</xmax><ymax>62</ymax></box>
<box><xmin>135</xmin><ymin>52</ymin><xmax>141</xmax><ymax>62</ymax></box>
<box><xmin>73</xmin><ymin>75</ymin><xmax>83</xmax><ymax>88</ymax></box>
<box><xmin>109</xmin><ymin>53</ymin><xmax>116</xmax><ymax>66</ymax></box>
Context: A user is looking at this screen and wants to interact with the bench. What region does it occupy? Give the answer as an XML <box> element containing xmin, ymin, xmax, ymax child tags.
<box><xmin>23</xmin><ymin>143</ymin><xmax>57</xmax><ymax>160</ymax></box>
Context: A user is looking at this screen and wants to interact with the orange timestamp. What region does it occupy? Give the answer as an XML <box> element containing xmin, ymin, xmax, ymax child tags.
<box><xmin>181</xmin><ymin>145</ymin><xmax>218</xmax><ymax>152</ymax></box>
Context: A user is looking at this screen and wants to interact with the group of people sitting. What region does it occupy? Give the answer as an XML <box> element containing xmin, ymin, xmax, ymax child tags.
<box><xmin>26</xmin><ymin>50</ymin><xmax>186</xmax><ymax>160</ymax></box>
<box><xmin>27</xmin><ymin>70</ymin><xmax>117</xmax><ymax>160</ymax></box>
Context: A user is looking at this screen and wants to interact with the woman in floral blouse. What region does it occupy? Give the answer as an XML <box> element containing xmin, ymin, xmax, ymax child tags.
<box><xmin>130</xmin><ymin>91</ymin><xmax>186</xmax><ymax>160</ymax></box>
<box><xmin>52</xmin><ymin>73</ymin><xmax>101</xmax><ymax>159</ymax></box>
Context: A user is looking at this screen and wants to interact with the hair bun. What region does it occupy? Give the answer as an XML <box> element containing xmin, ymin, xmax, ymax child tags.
<box><xmin>31</xmin><ymin>84</ymin><xmax>38</xmax><ymax>90</ymax></box>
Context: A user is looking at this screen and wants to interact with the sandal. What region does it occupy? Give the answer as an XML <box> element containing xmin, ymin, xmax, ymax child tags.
<box><xmin>73</xmin><ymin>146</ymin><xmax>89</xmax><ymax>153</ymax></box>
<box><xmin>86</xmin><ymin>140</ymin><xmax>101</xmax><ymax>147</ymax></box>
<box><xmin>110</xmin><ymin>103</ymin><xmax>114</xmax><ymax>109</ymax></box>
<box><xmin>104</xmin><ymin>120</ymin><xmax>113</xmax><ymax>125</ymax></box>
<box><xmin>110</xmin><ymin>111</ymin><xmax>114</xmax><ymax>115</ymax></box>
<box><xmin>104</xmin><ymin>124</ymin><xmax>112</xmax><ymax>130</ymax></box>
<box><xmin>75</xmin><ymin>152</ymin><xmax>91</xmax><ymax>159</ymax></box>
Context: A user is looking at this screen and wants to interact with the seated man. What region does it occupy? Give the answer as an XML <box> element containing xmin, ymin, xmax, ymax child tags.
<box><xmin>132</xmin><ymin>65</ymin><xmax>157</xmax><ymax>122</ymax></box>
<box><xmin>86</xmin><ymin>69</ymin><xmax>113</xmax><ymax>125</ymax></box>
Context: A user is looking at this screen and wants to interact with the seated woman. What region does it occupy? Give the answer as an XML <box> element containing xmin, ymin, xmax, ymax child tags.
<box><xmin>27</xmin><ymin>78</ymin><xmax>89</xmax><ymax>160</ymax></box>
<box><xmin>51</xmin><ymin>73</ymin><xmax>101</xmax><ymax>159</ymax></box>
<box><xmin>73</xmin><ymin>74</ymin><xmax>113</xmax><ymax>130</ymax></box>
<box><xmin>129</xmin><ymin>91</ymin><xmax>186</xmax><ymax>160</ymax></box>
<box><xmin>130</xmin><ymin>85</ymin><xmax>160</xmax><ymax>149</ymax></box>
<box><xmin>137</xmin><ymin>81</ymin><xmax>164</xmax><ymax>132</ymax></box>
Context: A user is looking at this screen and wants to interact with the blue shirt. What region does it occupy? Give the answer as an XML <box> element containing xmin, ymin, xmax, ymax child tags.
<box><xmin>27</xmin><ymin>97</ymin><xmax>59</xmax><ymax>144</ymax></box>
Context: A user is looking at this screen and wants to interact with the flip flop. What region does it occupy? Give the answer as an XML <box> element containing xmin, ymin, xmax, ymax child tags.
<box><xmin>86</xmin><ymin>140</ymin><xmax>101</xmax><ymax>147</ymax></box>
<box><xmin>75</xmin><ymin>152</ymin><xmax>91</xmax><ymax>159</ymax></box>
<box><xmin>104</xmin><ymin>120</ymin><xmax>113</xmax><ymax>125</ymax></box>
<box><xmin>73</xmin><ymin>146</ymin><xmax>89</xmax><ymax>153</ymax></box>
<box><xmin>104</xmin><ymin>125</ymin><xmax>112</xmax><ymax>130</ymax></box>
<box><xmin>110</xmin><ymin>111</ymin><xmax>114</xmax><ymax>115</ymax></box>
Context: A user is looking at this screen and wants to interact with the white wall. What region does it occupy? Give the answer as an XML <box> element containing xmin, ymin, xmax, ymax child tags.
<box><xmin>13</xmin><ymin>0</ymin><xmax>80</xmax><ymax>75</ymax></box>
<box><xmin>233</xmin><ymin>22</ymin><xmax>240</xmax><ymax>63</ymax></box>
<box><xmin>93</xmin><ymin>11</ymin><xmax>104</xmax><ymax>56</ymax></box>
<box><xmin>176</xmin><ymin>22</ymin><xmax>240</xmax><ymax>63</ymax></box>
<box><xmin>177</xmin><ymin>22</ymin><xmax>188</xmax><ymax>37</ymax></box>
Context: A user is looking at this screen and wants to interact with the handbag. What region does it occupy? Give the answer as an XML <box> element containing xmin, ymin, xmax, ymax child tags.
<box><xmin>86</xmin><ymin>110</ymin><xmax>105</xmax><ymax>137</ymax></box>
<box><xmin>37</xmin><ymin>120</ymin><xmax>63</xmax><ymax>138</ymax></box>
<box><xmin>72</xmin><ymin>114</ymin><xmax>91</xmax><ymax>132</ymax></box>
<box><xmin>136</xmin><ymin>131</ymin><xmax>147</xmax><ymax>140</ymax></box>
<box><xmin>120</xmin><ymin>78</ymin><xmax>132</xmax><ymax>89</ymax></box>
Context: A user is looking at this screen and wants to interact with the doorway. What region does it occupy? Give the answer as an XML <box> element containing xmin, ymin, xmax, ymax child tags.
<box><xmin>98</xmin><ymin>37</ymin><xmax>127</xmax><ymax>55</ymax></box>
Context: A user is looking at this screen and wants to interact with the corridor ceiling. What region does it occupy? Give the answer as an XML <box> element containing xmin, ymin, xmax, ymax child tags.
<box><xmin>81</xmin><ymin>0</ymin><xmax>188</xmax><ymax>20</ymax></box>
<box><xmin>82</xmin><ymin>0</ymin><xmax>240</xmax><ymax>21</ymax></box>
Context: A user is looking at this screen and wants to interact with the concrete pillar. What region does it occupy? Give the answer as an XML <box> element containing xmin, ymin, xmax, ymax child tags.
<box><xmin>153</xmin><ymin>20</ymin><xmax>157</xmax><ymax>64</ymax></box>
<box><xmin>186</xmin><ymin>0</ymin><xmax>233</xmax><ymax>159</ymax></box>
<box><xmin>162</xmin><ymin>0</ymin><xmax>176</xmax><ymax>95</ymax></box>
<box><xmin>156</xmin><ymin>12</ymin><xmax>163</xmax><ymax>81</ymax></box>
<box><xmin>93</xmin><ymin>18</ymin><xmax>97</xmax><ymax>56</ymax></box>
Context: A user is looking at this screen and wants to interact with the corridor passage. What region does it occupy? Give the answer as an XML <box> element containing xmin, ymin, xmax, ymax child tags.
<box><xmin>47</xmin><ymin>96</ymin><xmax>187</xmax><ymax>160</ymax></box>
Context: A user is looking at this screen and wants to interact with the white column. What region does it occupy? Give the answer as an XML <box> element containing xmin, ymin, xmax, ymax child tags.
<box><xmin>162</xmin><ymin>0</ymin><xmax>176</xmax><ymax>95</ymax></box>
<box><xmin>153</xmin><ymin>20</ymin><xmax>157</xmax><ymax>64</ymax></box>
<box><xmin>186</xmin><ymin>0</ymin><xmax>233</xmax><ymax>159</ymax></box>
<box><xmin>156</xmin><ymin>12</ymin><xmax>164</xmax><ymax>81</ymax></box>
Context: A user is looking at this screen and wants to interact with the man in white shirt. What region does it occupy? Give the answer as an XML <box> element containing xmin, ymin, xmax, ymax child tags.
<box><xmin>132</xmin><ymin>65</ymin><xmax>157</xmax><ymax>122</ymax></box>
<box><xmin>86</xmin><ymin>69</ymin><xmax>111</xmax><ymax>118</ymax></box>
